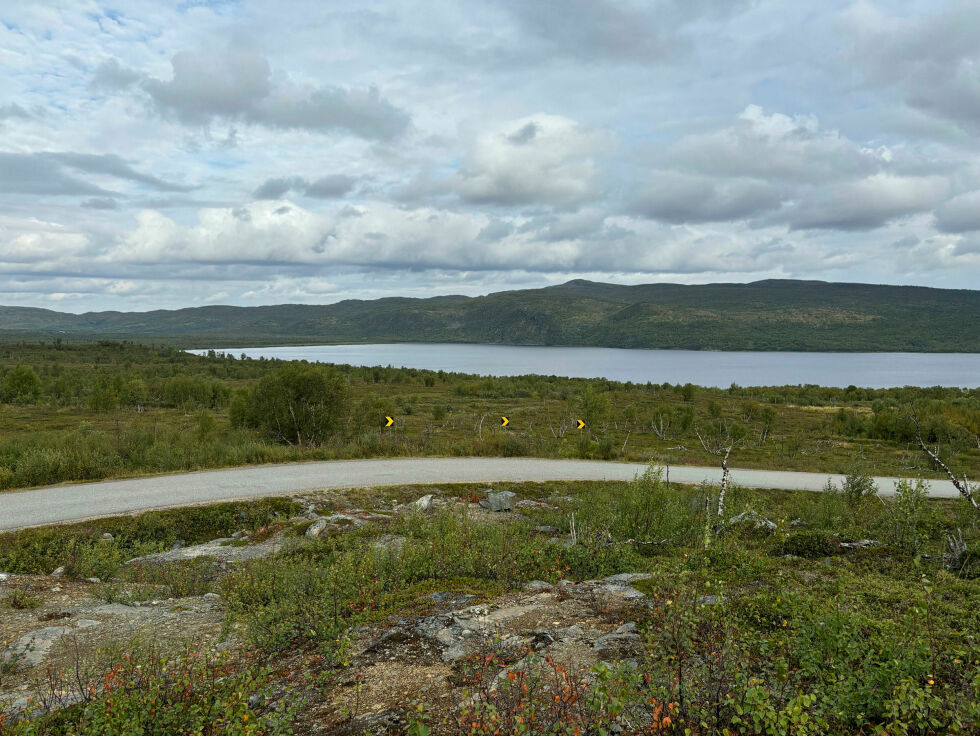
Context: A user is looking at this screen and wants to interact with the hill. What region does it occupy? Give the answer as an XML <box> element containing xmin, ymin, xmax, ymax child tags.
<box><xmin>1</xmin><ymin>279</ymin><xmax>977</xmax><ymax>351</ymax></box>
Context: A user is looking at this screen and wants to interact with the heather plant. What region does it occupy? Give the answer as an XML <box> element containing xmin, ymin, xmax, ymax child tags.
<box><xmin>1</xmin><ymin>644</ymin><xmax>301</xmax><ymax>736</ymax></box>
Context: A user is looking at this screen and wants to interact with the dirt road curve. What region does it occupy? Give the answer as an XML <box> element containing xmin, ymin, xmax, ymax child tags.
<box><xmin>0</xmin><ymin>457</ymin><xmax>961</xmax><ymax>531</ymax></box>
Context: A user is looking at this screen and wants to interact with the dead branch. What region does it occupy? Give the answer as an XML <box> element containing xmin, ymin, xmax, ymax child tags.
<box><xmin>911</xmin><ymin>413</ymin><xmax>979</xmax><ymax>514</ymax></box>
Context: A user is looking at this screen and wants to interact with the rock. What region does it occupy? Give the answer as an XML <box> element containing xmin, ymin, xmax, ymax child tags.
<box><xmin>552</xmin><ymin>624</ymin><xmax>585</xmax><ymax>641</ymax></box>
<box><xmin>413</xmin><ymin>494</ymin><xmax>436</xmax><ymax>513</ymax></box>
<box><xmin>523</xmin><ymin>580</ymin><xmax>553</xmax><ymax>592</ymax></box>
<box><xmin>545</xmin><ymin>537</ymin><xmax>577</xmax><ymax>548</ymax></box>
<box><xmin>85</xmin><ymin>577</ymin><xmax>101</xmax><ymax>584</ymax></box>
<box><xmin>203</xmin><ymin>593</ymin><xmax>220</xmax><ymax>601</ymax></box>
<box><xmin>100</xmin><ymin>533</ymin><xmax>114</xmax><ymax>541</ymax></box>
<box><xmin>593</xmin><ymin>628</ymin><xmax>641</xmax><ymax>656</ymax></box>
<box><xmin>697</xmin><ymin>595</ymin><xmax>721</xmax><ymax>605</ymax></box>
<box><xmin>305</xmin><ymin>518</ymin><xmax>329</xmax><ymax>538</ymax></box>
<box><xmin>247</xmin><ymin>693</ymin><xmax>264</xmax><ymax>709</ymax></box>
<box><xmin>840</xmin><ymin>539</ymin><xmax>881</xmax><ymax>550</ymax></box>
<box><xmin>516</xmin><ymin>499</ymin><xmax>557</xmax><ymax>509</ymax></box>
<box><xmin>50</xmin><ymin>566</ymin><xmax>65</xmax><ymax>577</ymax></box>
<box><xmin>8</xmin><ymin>620</ymin><xmax>99</xmax><ymax>667</ymax></box>
<box><xmin>373</xmin><ymin>534</ymin><xmax>407</xmax><ymax>554</ymax></box>
<box><xmin>326</xmin><ymin>513</ymin><xmax>368</xmax><ymax>527</ymax></box>
<box><xmin>790</xmin><ymin>518</ymin><xmax>808</xmax><ymax>528</ymax></box>
<box><xmin>354</xmin><ymin>710</ymin><xmax>406</xmax><ymax>733</ymax></box>
<box><xmin>127</xmin><ymin>535</ymin><xmax>281</xmax><ymax>565</ymax></box>
<box><xmin>723</xmin><ymin>511</ymin><xmax>777</xmax><ymax>534</ymax></box>
<box><xmin>602</xmin><ymin>573</ymin><xmax>651</xmax><ymax>584</ymax></box>
<box><xmin>487</xmin><ymin>491</ymin><xmax>516</xmax><ymax>512</ymax></box>
<box><xmin>306</xmin><ymin>513</ymin><xmax>369</xmax><ymax>539</ymax></box>
<box><xmin>427</xmin><ymin>591</ymin><xmax>476</xmax><ymax>608</ymax></box>
<box><xmin>534</xmin><ymin>525</ymin><xmax>560</xmax><ymax>535</ymax></box>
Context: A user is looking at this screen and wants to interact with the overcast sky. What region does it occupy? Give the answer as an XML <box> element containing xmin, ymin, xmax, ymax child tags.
<box><xmin>2</xmin><ymin>0</ymin><xmax>980</xmax><ymax>312</ymax></box>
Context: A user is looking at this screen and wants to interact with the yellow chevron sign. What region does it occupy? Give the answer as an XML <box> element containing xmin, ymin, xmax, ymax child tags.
<box><xmin>384</xmin><ymin>416</ymin><xmax>394</xmax><ymax>428</ymax></box>
<box><xmin>576</xmin><ymin>419</ymin><xmax>586</xmax><ymax>430</ymax></box>
<box><xmin>500</xmin><ymin>416</ymin><xmax>509</xmax><ymax>427</ymax></box>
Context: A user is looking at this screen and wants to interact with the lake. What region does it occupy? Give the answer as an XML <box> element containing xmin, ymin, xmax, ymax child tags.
<box><xmin>190</xmin><ymin>343</ymin><xmax>980</xmax><ymax>388</ymax></box>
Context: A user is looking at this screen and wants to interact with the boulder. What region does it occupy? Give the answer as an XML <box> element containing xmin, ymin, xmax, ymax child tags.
<box><xmin>523</xmin><ymin>580</ymin><xmax>553</xmax><ymax>592</ymax></box>
<box><xmin>593</xmin><ymin>622</ymin><xmax>642</xmax><ymax>656</ymax></box>
<box><xmin>486</xmin><ymin>491</ymin><xmax>516</xmax><ymax>512</ymax></box>
<box><xmin>305</xmin><ymin>518</ymin><xmax>330</xmax><ymax>538</ymax></box>
<box><xmin>723</xmin><ymin>511</ymin><xmax>777</xmax><ymax>534</ymax></box>
<box><xmin>413</xmin><ymin>494</ymin><xmax>436</xmax><ymax>513</ymax></box>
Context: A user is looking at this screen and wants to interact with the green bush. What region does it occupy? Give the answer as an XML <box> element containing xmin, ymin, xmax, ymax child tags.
<box><xmin>238</xmin><ymin>363</ymin><xmax>350</xmax><ymax>447</ymax></box>
<box><xmin>773</xmin><ymin>529</ymin><xmax>841</xmax><ymax>558</ymax></box>
<box><xmin>1</xmin><ymin>365</ymin><xmax>42</xmax><ymax>404</ymax></box>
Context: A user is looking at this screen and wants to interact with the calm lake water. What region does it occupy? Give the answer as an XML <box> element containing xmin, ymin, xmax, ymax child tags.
<box><xmin>191</xmin><ymin>343</ymin><xmax>980</xmax><ymax>389</ymax></box>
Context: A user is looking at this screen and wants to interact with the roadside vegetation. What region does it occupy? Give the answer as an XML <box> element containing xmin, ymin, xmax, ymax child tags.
<box><xmin>0</xmin><ymin>342</ymin><xmax>978</xmax><ymax>492</ymax></box>
<box><xmin>1</xmin><ymin>474</ymin><xmax>978</xmax><ymax>734</ymax></box>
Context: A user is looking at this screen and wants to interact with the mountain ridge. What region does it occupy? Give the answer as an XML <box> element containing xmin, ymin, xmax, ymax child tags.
<box><xmin>1</xmin><ymin>279</ymin><xmax>977</xmax><ymax>352</ymax></box>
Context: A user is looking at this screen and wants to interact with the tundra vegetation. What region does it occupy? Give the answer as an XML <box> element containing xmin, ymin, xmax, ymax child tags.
<box><xmin>0</xmin><ymin>471</ymin><xmax>978</xmax><ymax>735</ymax></box>
<box><xmin>0</xmin><ymin>342</ymin><xmax>978</xmax><ymax>492</ymax></box>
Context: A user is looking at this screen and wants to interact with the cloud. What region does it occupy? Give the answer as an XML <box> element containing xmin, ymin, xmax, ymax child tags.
<box><xmin>455</xmin><ymin>114</ymin><xmax>605</xmax><ymax>207</ymax></box>
<box><xmin>40</xmin><ymin>153</ymin><xmax>194</xmax><ymax>192</ymax></box>
<box><xmin>0</xmin><ymin>152</ymin><xmax>192</xmax><ymax>197</ymax></box>
<box><xmin>254</xmin><ymin>175</ymin><xmax>356</xmax><ymax>200</ymax></box>
<box><xmin>99</xmin><ymin>46</ymin><xmax>411</xmax><ymax>140</ymax></box>
<box><xmin>81</xmin><ymin>197</ymin><xmax>120</xmax><ymax>210</ymax></box>
<box><xmin>630</xmin><ymin>172</ymin><xmax>782</xmax><ymax>223</ymax></box>
<box><xmin>0</xmin><ymin>153</ymin><xmax>114</xmax><ymax>196</ymax></box>
<box><xmin>89</xmin><ymin>58</ymin><xmax>142</xmax><ymax>91</ymax></box>
<box><xmin>669</xmin><ymin>105</ymin><xmax>883</xmax><ymax>184</ymax></box>
<box><xmin>934</xmin><ymin>190</ymin><xmax>980</xmax><ymax>233</ymax></box>
<box><xmin>632</xmin><ymin>105</ymin><xmax>950</xmax><ymax>230</ymax></box>
<box><xmin>843</xmin><ymin>0</ymin><xmax>980</xmax><ymax>132</ymax></box>
<box><xmin>777</xmin><ymin>175</ymin><xmax>949</xmax><ymax>231</ymax></box>
<box><xmin>0</xmin><ymin>103</ymin><xmax>32</xmax><ymax>120</ymax></box>
<box><xmin>499</xmin><ymin>0</ymin><xmax>750</xmax><ymax>63</ymax></box>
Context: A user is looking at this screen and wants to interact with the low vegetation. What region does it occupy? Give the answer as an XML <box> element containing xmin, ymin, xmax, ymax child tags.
<box><xmin>1</xmin><ymin>472</ymin><xmax>978</xmax><ymax>734</ymax></box>
<box><xmin>0</xmin><ymin>342</ymin><xmax>978</xmax><ymax>492</ymax></box>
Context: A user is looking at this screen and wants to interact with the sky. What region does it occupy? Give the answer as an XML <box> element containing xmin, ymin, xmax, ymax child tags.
<box><xmin>2</xmin><ymin>0</ymin><xmax>980</xmax><ymax>312</ymax></box>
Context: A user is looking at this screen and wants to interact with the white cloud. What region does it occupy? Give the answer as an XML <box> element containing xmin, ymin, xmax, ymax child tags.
<box><xmin>455</xmin><ymin>114</ymin><xmax>606</xmax><ymax>207</ymax></box>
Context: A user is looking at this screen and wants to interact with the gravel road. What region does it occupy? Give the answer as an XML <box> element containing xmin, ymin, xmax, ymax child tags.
<box><xmin>0</xmin><ymin>457</ymin><xmax>961</xmax><ymax>531</ymax></box>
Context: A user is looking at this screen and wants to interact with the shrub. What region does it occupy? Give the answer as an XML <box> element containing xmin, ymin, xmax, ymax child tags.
<box><xmin>887</xmin><ymin>478</ymin><xmax>931</xmax><ymax>555</ymax></box>
<box><xmin>773</xmin><ymin>530</ymin><xmax>841</xmax><ymax>558</ymax></box>
<box><xmin>1</xmin><ymin>365</ymin><xmax>42</xmax><ymax>404</ymax></box>
<box><xmin>841</xmin><ymin>467</ymin><xmax>877</xmax><ymax>507</ymax></box>
<box><xmin>5</xmin><ymin>645</ymin><xmax>300</xmax><ymax>735</ymax></box>
<box><xmin>2</xmin><ymin>590</ymin><xmax>42</xmax><ymax>610</ymax></box>
<box><xmin>240</xmin><ymin>364</ymin><xmax>350</xmax><ymax>447</ymax></box>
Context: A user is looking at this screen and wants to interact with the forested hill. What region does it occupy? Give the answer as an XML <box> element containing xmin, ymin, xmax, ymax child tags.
<box><xmin>1</xmin><ymin>279</ymin><xmax>978</xmax><ymax>352</ymax></box>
